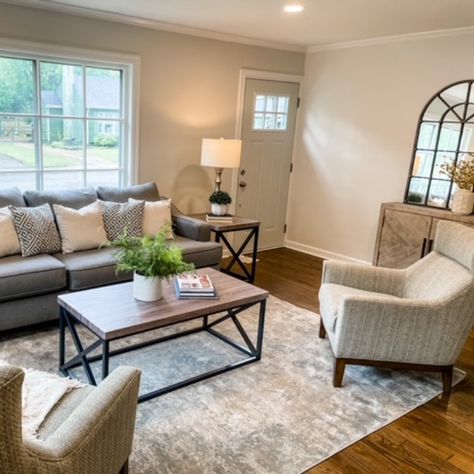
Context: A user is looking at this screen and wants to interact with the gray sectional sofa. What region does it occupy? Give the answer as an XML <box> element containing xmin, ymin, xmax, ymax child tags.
<box><xmin>0</xmin><ymin>182</ymin><xmax>222</xmax><ymax>332</ymax></box>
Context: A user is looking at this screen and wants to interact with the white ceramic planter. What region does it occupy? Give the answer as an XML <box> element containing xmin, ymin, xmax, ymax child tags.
<box><xmin>211</xmin><ymin>203</ymin><xmax>228</xmax><ymax>216</ymax></box>
<box><xmin>133</xmin><ymin>272</ymin><xmax>163</xmax><ymax>302</ymax></box>
<box><xmin>451</xmin><ymin>189</ymin><xmax>474</xmax><ymax>215</ymax></box>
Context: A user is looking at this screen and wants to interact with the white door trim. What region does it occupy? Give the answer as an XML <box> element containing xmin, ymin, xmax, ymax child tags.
<box><xmin>231</xmin><ymin>69</ymin><xmax>303</xmax><ymax>246</ymax></box>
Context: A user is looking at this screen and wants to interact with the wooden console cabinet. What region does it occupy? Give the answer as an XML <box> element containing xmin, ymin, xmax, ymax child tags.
<box><xmin>373</xmin><ymin>202</ymin><xmax>474</xmax><ymax>269</ymax></box>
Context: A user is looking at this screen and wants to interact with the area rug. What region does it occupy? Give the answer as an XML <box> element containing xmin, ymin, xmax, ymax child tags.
<box><xmin>0</xmin><ymin>296</ymin><xmax>464</xmax><ymax>474</ymax></box>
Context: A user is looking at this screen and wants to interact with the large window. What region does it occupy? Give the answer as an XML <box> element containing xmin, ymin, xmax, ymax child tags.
<box><xmin>0</xmin><ymin>51</ymin><xmax>135</xmax><ymax>191</ymax></box>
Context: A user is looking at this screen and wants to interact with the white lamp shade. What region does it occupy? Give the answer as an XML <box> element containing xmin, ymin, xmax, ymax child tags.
<box><xmin>201</xmin><ymin>138</ymin><xmax>242</xmax><ymax>168</ymax></box>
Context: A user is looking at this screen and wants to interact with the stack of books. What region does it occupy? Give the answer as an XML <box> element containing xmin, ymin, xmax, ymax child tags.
<box><xmin>206</xmin><ymin>214</ymin><xmax>234</xmax><ymax>224</ymax></box>
<box><xmin>175</xmin><ymin>273</ymin><xmax>218</xmax><ymax>299</ymax></box>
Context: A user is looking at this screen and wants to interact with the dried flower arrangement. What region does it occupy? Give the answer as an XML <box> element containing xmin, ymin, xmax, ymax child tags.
<box><xmin>440</xmin><ymin>153</ymin><xmax>474</xmax><ymax>191</ymax></box>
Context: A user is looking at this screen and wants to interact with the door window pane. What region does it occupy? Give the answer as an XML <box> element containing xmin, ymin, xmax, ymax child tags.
<box><xmin>0</xmin><ymin>116</ymin><xmax>36</xmax><ymax>170</ymax></box>
<box><xmin>0</xmin><ymin>57</ymin><xmax>35</xmax><ymax>114</ymax></box>
<box><xmin>40</xmin><ymin>62</ymin><xmax>84</xmax><ymax>117</ymax></box>
<box><xmin>253</xmin><ymin>94</ymin><xmax>290</xmax><ymax>131</ymax></box>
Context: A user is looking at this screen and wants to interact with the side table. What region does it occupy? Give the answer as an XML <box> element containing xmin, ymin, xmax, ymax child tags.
<box><xmin>190</xmin><ymin>214</ymin><xmax>260</xmax><ymax>283</ymax></box>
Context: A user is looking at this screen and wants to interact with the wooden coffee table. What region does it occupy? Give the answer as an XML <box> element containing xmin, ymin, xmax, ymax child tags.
<box><xmin>57</xmin><ymin>268</ymin><xmax>268</xmax><ymax>402</ymax></box>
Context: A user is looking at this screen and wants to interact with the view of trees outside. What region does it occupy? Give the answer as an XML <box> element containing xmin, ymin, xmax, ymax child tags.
<box><xmin>0</xmin><ymin>56</ymin><xmax>123</xmax><ymax>189</ymax></box>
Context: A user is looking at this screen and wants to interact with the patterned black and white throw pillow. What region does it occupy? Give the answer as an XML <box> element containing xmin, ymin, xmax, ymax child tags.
<box><xmin>100</xmin><ymin>200</ymin><xmax>145</xmax><ymax>241</ymax></box>
<box><xmin>9</xmin><ymin>204</ymin><xmax>62</xmax><ymax>257</ymax></box>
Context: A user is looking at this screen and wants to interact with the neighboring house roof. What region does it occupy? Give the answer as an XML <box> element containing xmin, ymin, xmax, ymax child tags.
<box><xmin>41</xmin><ymin>76</ymin><xmax>120</xmax><ymax>111</ymax></box>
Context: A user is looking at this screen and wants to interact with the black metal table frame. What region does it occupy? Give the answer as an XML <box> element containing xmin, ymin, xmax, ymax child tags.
<box><xmin>59</xmin><ymin>299</ymin><xmax>266</xmax><ymax>403</ymax></box>
<box><xmin>215</xmin><ymin>225</ymin><xmax>259</xmax><ymax>283</ymax></box>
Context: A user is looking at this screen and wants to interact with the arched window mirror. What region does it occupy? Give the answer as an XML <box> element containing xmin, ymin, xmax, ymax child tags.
<box><xmin>404</xmin><ymin>80</ymin><xmax>474</xmax><ymax>208</ymax></box>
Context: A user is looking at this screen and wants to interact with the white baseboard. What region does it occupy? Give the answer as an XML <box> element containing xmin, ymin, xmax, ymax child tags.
<box><xmin>284</xmin><ymin>240</ymin><xmax>371</xmax><ymax>265</ymax></box>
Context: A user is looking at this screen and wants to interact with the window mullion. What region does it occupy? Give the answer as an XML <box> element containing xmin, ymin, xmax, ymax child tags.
<box><xmin>34</xmin><ymin>59</ymin><xmax>43</xmax><ymax>191</ymax></box>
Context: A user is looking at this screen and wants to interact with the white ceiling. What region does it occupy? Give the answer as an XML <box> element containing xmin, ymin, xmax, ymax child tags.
<box><xmin>5</xmin><ymin>0</ymin><xmax>474</xmax><ymax>51</ymax></box>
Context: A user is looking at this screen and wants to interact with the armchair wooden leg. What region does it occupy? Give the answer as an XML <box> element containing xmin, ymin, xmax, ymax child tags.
<box><xmin>441</xmin><ymin>365</ymin><xmax>454</xmax><ymax>396</ymax></box>
<box><xmin>119</xmin><ymin>459</ymin><xmax>129</xmax><ymax>474</ymax></box>
<box><xmin>319</xmin><ymin>319</ymin><xmax>327</xmax><ymax>339</ymax></box>
<box><xmin>333</xmin><ymin>358</ymin><xmax>346</xmax><ymax>387</ymax></box>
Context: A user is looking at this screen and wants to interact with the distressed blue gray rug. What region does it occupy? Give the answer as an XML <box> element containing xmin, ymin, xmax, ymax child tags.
<box><xmin>0</xmin><ymin>296</ymin><xmax>465</xmax><ymax>473</ymax></box>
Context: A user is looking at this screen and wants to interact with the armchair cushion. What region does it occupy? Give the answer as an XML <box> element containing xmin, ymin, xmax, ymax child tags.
<box><xmin>434</xmin><ymin>221</ymin><xmax>474</xmax><ymax>272</ymax></box>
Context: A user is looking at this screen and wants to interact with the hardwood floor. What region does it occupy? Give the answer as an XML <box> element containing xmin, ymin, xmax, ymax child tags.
<box><xmin>251</xmin><ymin>247</ymin><xmax>474</xmax><ymax>474</ymax></box>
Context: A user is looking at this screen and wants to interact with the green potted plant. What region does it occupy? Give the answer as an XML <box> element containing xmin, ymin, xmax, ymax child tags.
<box><xmin>110</xmin><ymin>224</ymin><xmax>194</xmax><ymax>302</ymax></box>
<box><xmin>441</xmin><ymin>154</ymin><xmax>474</xmax><ymax>215</ymax></box>
<box><xmin>209</xmin><ymin>190</ymin><xmax>232</xmax><ymax>216</ymax></box>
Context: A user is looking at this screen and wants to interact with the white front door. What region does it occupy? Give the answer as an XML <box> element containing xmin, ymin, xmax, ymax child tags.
<box><xmin>236</xmin><ymin>78</ymin><xmax>299</xmax><ymax>250</ymax></box>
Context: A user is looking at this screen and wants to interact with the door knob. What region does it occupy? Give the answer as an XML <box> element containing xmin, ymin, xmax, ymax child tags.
<box><xmin>239</xmin><ymin>181</ymin><xmax>247</xmax><ymax>188</ymax></box>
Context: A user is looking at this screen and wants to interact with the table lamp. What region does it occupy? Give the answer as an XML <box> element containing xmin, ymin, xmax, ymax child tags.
<box><xmin>201</xmin><ymin>138</ymin><xmax>242</xmax><ymax>192</ymax></box>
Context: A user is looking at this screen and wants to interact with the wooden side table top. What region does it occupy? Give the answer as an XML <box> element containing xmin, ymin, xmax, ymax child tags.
<box><xmin>190</xmin><ymin>214</ymin><xmax>260</xmax><ymax>232</ymax></box>
<box><xmin>58</xmin><ymin>268</ymin><xmax>268</xmax><ymax>341</ymax></box>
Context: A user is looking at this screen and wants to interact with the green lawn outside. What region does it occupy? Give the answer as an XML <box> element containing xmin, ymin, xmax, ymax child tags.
<box><xmin>0</xmin><ymin>141</ymin><xmax>118</xmax><ymax>168</ymax></box>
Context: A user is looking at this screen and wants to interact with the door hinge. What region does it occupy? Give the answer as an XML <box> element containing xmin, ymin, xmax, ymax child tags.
<box><xmin>284</xmin><ymin>224</ymin><xmax>287</xmax><ymax>234</ymax></box>
<box><xmin>297</xmin><ymin>97</ymin><xmax>301</xmax><ymax>108</ymax></box>
<box><xmin>290</xmin><ymin>163</ymin><xmax>293</xmax><ymax>173</ymax></box>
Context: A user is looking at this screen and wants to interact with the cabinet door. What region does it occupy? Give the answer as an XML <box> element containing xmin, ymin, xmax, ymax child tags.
<box><xmin>376</xmin><ymin>210</ymin><xmax>431</xmax><ymax>268</ymax></box>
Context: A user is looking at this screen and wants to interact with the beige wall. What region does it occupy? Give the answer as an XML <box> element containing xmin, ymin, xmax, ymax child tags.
<box><xmin>287</xmin><ymin>32</ymin><xmax>474</xmax><ymax>263</ymax></box>
<box><xmin>0</xmin><ymin>3</ymin><xmax>304</xmax><ymax>212</ymax></box>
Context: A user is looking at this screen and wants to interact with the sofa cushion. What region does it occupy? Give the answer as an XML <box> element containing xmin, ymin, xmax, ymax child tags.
<box><xmin>99</xmin><ymin>200</ymin><xmax>145</xmax><ymax>241</ymax></box>
<box><xmin>174</xmin><ymin>236</ymin><xmax>222</xmax><ymax>268</ymax></box>
<box><xmin>55</xmin><ymin>248</ymin><xmax>132</xmax><ymax>291</ymax></box>
<box><xmin>0</xmin><ymin>255</ymin><xmax>66</xmax><ymax>302</ymax></box>
<box><xmin>0</xmin><ymin>187</ymin><xmax>26</xmax><ymax>207</ymax></box>
<box><xmin>96</xmin><ymin>182</ymin><xmax>159</xmax><ymax>202</ymax></box>
<box><xmin>9</xmin><ymin>204</ymin><xmax>62</xmax><ymax>257</ymax></box>
<box><xmin>129</xmin><ymin>197</ymin><xmax>173</xmax><ymax>238</ymax></box>
<box><xmin>24</xmin><ymin>187</ymin><xmax>97</xmax><ymax>210</ymax></box>
<box><xmin>0</xmin><ymin>207</ymin><xmax>21</xmax><ymax>258</ymax></box>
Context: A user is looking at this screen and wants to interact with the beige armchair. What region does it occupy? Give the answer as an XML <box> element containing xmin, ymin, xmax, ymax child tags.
<box><xmin>0</xmin><ymin>365</ymin><xmax>141</xmax><ymax>474</ymax></box>
<box><xmin>319</xmin><ymin>221</ymin><xmax>474</xmax><ymax>395</ymax></box>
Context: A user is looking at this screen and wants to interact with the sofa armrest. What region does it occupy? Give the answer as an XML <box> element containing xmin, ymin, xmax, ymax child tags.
<box><xmin>322</xmin><ymin>260</ymin><xmax>406</xmax><ymax>296</ymax></box>
<box><xmin>173</xmin><ymin>215</ymin><xmax>211</xmax><ymax>242</ymax></box>
<box><xmin>25</xmin><ymin>366</ymin><xmax>141</xmax><ymax>471</ymax></box>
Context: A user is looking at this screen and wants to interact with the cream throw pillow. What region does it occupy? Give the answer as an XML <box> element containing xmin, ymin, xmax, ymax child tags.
<box><xmin>0</xmin><ymin>207</ymin><xmax>21</xmax><ymax>257</ymax></box>
<box><xmin>129</xmin><ymin>198</ymin><xmax>173</xmax><ymax>238</ymax></box>
<box><xmin>53</xmin><ymin>201</ymin><xmax>108</xmax><ymax>254</ymax></box>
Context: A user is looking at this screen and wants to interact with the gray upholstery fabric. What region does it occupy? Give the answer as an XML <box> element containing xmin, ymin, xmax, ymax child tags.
<box><xmin>96</xmin><ymin>182</ymin><xmax>159</xmax><ymax>202</ymax></box>
<box><xmin>23</xmin><ymin>187</ymin><xmax>97</xmax><ymax>210</ymax></box>
<box><xmin>319</xmin><ymin>222</ymin><xmax>474</xmax><ymax>366</ymax></box>
<box><xmin>173</xmin><ymin>215</ymin><xmax>212</xmax><ymax>242</ymax></box>
<box><xmin>0</xmin><ymin>187</ymin><xmax>25</xmax><ymax>207</ymax></box>
<box><xmin>0</xmin><ymin>292</ymin><xmax>62</xmax><ymax>332</ymax></box>
<box><xmin>433</xmin><ymin>220</ymin><xmax>474</xmax><ymax>271</ymax></box>
<box><xmin>54</xmin><ymin>248</ymin><xmax>131</xmax><ymax>291</ymax></box>
<box><xmin>174</xmin><ymin>236</ymin><xmax>222</xmax><ymax>268</ymax></box>
<box><xmin>0</xmin><ymin>255</ymin><xmax>66</xmax><ymax>302</ymax></box>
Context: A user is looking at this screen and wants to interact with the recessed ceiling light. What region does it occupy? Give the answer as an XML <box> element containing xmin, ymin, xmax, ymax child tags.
<box><xmin>284</xmin><ymin>4</ymin><xmax>304</xmax><ymax>13</ymax></box>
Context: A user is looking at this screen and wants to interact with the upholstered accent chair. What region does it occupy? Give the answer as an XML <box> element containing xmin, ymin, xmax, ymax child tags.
<box><xmin>319</xmin><ymin>221</ymin><xmax>474</xmax><ymax>395</ymax></box>
<box><xmin>0</xmin><ymin>365</ymin><xmax>140</xmax><ymax>474</ymax></box>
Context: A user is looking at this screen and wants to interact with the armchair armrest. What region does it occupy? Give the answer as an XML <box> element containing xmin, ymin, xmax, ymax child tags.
<box><xmin>25</xmin><ymin>366</ymin><xmax>141</xmax><ymax>471</ymax></box>
<box><xmin>334</xmin><ymin>295</ymin><xmax>466</xmax><ymax>365</ymax></box>
<box><xmin>172</xmin><ymin>215</ymin><xmax>211</xmax><ymax>242</ymax></box>
<box><xmin>322</xmin><ymin>260</ymin><xmax>405</xmax><ymax>296</ymax></box>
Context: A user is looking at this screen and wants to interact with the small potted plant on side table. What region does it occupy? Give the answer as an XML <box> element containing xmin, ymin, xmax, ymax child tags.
<box><xmin>209</xmin><ymin>190</ymin><xmax>232</xmax><ymax>216</ymax></box>
<box><xmin>441</xmin><ymin>154</ymin><xmax>474</xmax><ymax>215</ymax></box>
<box><xmin>110</xmin><ymin>224</ymin><xmax>194</xmax><ymax>302</ymax></box>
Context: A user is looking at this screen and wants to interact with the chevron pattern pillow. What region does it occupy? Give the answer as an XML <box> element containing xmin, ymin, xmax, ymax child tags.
<box><xmin>9</xmin><ymin>204</ymin><xmax>61</xmax><ymax>257</ymax></box>
<box><xmin>100</xmin><ymin>200</ymin><xmax>145</xmax><ymax>241</ymax></box>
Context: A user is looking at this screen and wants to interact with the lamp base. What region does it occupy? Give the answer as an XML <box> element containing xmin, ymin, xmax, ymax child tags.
<box><xmin>214</xmin><ymin>167</ymin><xmax>224</xmax><ymax>192</ymax></box>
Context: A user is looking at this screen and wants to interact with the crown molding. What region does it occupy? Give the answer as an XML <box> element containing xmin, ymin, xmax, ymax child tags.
<box><xmin>307</xmin><ymin>25</ymin><xmax>474</xmax><ymax>53</ymax></box>
<box><xmin>0</xmin><ymin>0</ymin><xmax>306</xmax><ymax>53</ymax></box>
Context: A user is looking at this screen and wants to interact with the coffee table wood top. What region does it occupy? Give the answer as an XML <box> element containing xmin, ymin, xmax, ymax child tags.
<box><xmin>58</xmin><ymin>268</ymin><xmax>268</xmax><ymax>341</ymax></box>
<box><xmin>190</xmin><ymin>214</ymin><xmax>260</xmax><ymax>232</ymax></box>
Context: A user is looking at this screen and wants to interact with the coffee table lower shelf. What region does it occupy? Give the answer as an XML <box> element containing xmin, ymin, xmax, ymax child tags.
<box><xmin>59</xmin><ymin>300</ymin><xmax>266</xmax><ymax>403</ymax></box>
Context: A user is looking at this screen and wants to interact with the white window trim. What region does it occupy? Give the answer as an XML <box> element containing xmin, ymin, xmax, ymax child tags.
<box><xmin>0</xmin><ymin>36</ymin><xmax>141</xmax><ymax>186</ymax></box>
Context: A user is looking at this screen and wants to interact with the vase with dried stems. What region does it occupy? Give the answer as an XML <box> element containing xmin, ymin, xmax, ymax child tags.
<box><xmin>441</xmin><ymin>154</ymin><xmax>474</xmax><ymax>215</ymax></box>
